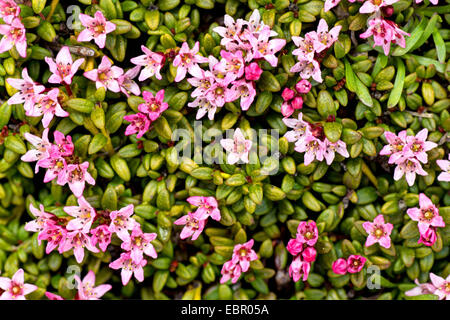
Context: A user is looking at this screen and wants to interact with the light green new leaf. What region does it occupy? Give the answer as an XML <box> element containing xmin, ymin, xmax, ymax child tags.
<box><xmin>387</xmin><ymin>58</ymin><xmax>405</xmax><ymax>109</ymax></box>
<box><xmin>432</xmin><ymin>30</ymin><xmax>446</xmax><ymax>64</ymax></box>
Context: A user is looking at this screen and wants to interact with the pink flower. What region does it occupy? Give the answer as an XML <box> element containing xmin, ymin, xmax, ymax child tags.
<box><xmin>0</xmin><ymin>269</ymin><xmax>37</xmax><ymax>300</ymax></box>
<box><xmin>346</xmin><ymin>255</ymin><xmax>366</xmax><ymax>273</ymax></box>
<box><xmin>360</xmin><ymin>18</ymin><xmax>409</xmax><ymax>56</ymax></box>
<box><xmin>52</xmin><ymin>130</ymin><xmax>74</xmax><ymax>157</ymax></box>
<box><xmin>37</xmin><ymin>155</ymin><xmax>68</xmax><ymax>185</ymax></box>
<box><xmin>282</xmin><ymin>113</ymin><xmax>310</xmax><ymax>143</ymax></box>
<box><xmin>290</xmin><ymin>59</ymin><xmax>323</xmax><ymax>83</ymax></box>
<box><xmin>28</xmin><ymin>88</ymin><xmax>69</xmax><ymax>128</ymax></box>
<box><xmin>292</xmin><ymin>32</ymin><xmax>317</xmax><ymax>63</ymax></box>
<box><xmin>108</xmin><ymin>204</ymin><xmax>136</xmax><ymax>242</ymax></box>
<box><xmin>362</xmin><ymin>214</ymin><xmax>393</xmax><ymax>249</ymax></box>
<box><xmin>403</xmin><ymin>128</ymin><xmax>437</xmax><ymax>163</ymax></box>
<box><xmin>109</xmin><ymin>252</ymin><xmax>147</xmax><ymax>286</ymax></box>
<box><xmin>248</xmin><ymin>28</ymin><xmax>286</xmax><ymax>67</ymax></box>
<box><xmin>220</xmin><ymin>260</ymin><xmax>242</xmax><ymax>284</ymax></box>
<box><xmin>245</xmin><ymin>9</ymin><xmax>278</xmax><ymax>37</ymax></box>
<box><xmin>245</xmin><ymin>62</ymin><xmax>263</xmax><ymax>81</ymax></box>
<box><xmin>296</xmin><ymin>221</ymin><xmax>319</xmax><ymax>246</ymax></box>
<box><xmin>429</xmin><ymin>273</ymin><xmax>450</xmax><ymax>300</ymax></box>
<box><xmin>45</xmin><ymin>292</ymin><xmax>64</xmax><ymax>300</ymax></box>
<box><xmin>295</xmin><ymin>80</ymin><xmax>312</xmax><ymax>94</ymax></box>
<box><xmin>212</xmin><ymin>14</ymin><xmax>244</xmax><ymax>49</ymax></box>
<box><xmin>324</xmin><ymin>0</ymin><xmax>342</xmax><ymax>12</ymax></box>
<box><xmin>393</xmin><ymin>157</ymin><xmax>428</xmax><ymax>186</ymax></box>
<box><xmin>229</xmin><ymin>79</ymin><xmax>256</xmax><ymax>111</ymax></box>
<box><xmin>282</xmin><ymin>88</ymin><xmax>295</xmax><ymax>101</ymax></box>
<box><xmin>205</xmin><ymin>81</ymin><xmax>234</xmax><ymax>108</ymax></box>
<box><xmin>173</xmin><ymin>41</ymin><xmax>209</xmax><ymax>82</ymax></box>
<box><xmin>187</xmin><ymin>196</ymin><xmax>221</xmax><ymax>221</ymax></box>
<box><xmin>0</xmin><ymin>18</ymin><xmax>27</xmax><ymax>57</ymax></box>
<box><xmin>21</xmin><ymin>128</ymin><xmax>52</xmax><ymax>172</ymax></box>
<box><xmin>6</xmin><ymin>68</ymin><xmax>45</xmax><ymax>110</ymax></box>
<box><xmin>314</xmin><ymin>19</ymin><xmax>342</xmax><ymax>53</ymax></box>
<box><xmin>123</xmin><ymin>113</ymin><xmax>151</xmax><ymax>139</ymax></box>
<box><xmin>130</xmin><ymin>46</ymin><xmax>165</xmax><ymax>81</ymax></box>
<box><xmin>286</xmin><ymin>238</ymin><xmax>303</xmax><ymax>256</ymax></box>
<box><xmin>281</xmin><ymin>96</ymin><xmax>303</xmax><ymax>118</ymax></box>
<box><xmin>418</xmin><ymin>227</ymin><xmax>437</xmax><ymax>247</ymax></box>
<box><xmin>289</xmin><ymin>255</ymin><xmax>311</xmax><ymax>282</ymax></box>
<box><xmin>380</xmin><ymin>130</ymin><xmax>407</xmax><ymax>164</ymax></box>
<box><xmin>174</xmin><ymin>212</ymin><xmax>207</xmax><ymax>241</ymax></box>
<box><xmin>437</xmin><ymin>155</ymin><xmax>450</xmax><ymax>182</ymax></box>
<box><xmin>64</xmin><ymin>196</ymin><xmax>96</xmax><ymax>233</ymax></box>
<box><xmin>302</xmin><ymin>246</ymin><xmax>317</xmax><ymax>263</ymax></box>
<box><xmin>138</xmin><ymin>90</ymin><xmax>168</xmax><ymax>121</ymax></box>
<box><xmin>216</xmin><ymin>50</ymin><xmax>245</xmax><ymax>81</ymax></box>
<box><xmin>0</xmin><ymin>0</ymin><xmax>20</xmax><ymax>24</ymax></box>
<box><xmin>231</xmin><ymin>239</ymin><xmax>258</xmax><ymax>272</ymax></box>
<box><xmin>118</xmin><ymin>66</ymin><xmax>141</xmax><ymax>97</ymax></box>
<box><xmin>25</xmin><ymin>203</ymin><xmax>55</xmax><ymax>233</ymax></box>
<box><xmin>90</xmin><ymin>225</ymin><xmax>112</xmax><ymax>252</ymax></box>
<box><xmin>415</xmin><ymin>0</ymin><xmax>438</xmax><ymax>4</ymax></box>
<box><xmin>64</xmin><ymin>161</ymin><xmax>95</xmax><ymax>198</ymax></box>
<box><xmin>332</xmin><ymin>258</ymin><xmax>348</xmax><ymax>275</ymax></box>
<box><xmin>220</xmin><ymin>128</ymin><xmax>253</xmax><ymax>164</ymax></box>
<box><xmin>187</xmin><ymin>97</ymin><xmax>218</xmax><ymax>121</ymax></box>
<box><xmin>121</xmin><ymin>226</ymin><xmax>157</xmax><ymax>263</ymax></box>
<box><xmin>77</xmin><ymin>11</ymin><xmax>116</xmax><ymax>49</ymax></box>
<box><xmin>323</xmin><ymin>139</ymin><xmax>349</xmax><ymax>165</ymax></box>
<box><xmin>60</xmin><ymin>229</ymin><xmax>99</xmax><ymax>263</ymax></box>
<box><xmin>405</xmin><ymin>279</ymin><xmax>437</xmax><ymax>297</ymax></box>
<box><xmin>294</xmin><ymin>135</ymin><xmax>325</xmax><ymax>165</ymax></box>
<box><xmin>406</xmin><ymin>193</ymin><xmax>445</xmax><ymax>234</ymax></box>
<box><xmin>45</xmin><ymin>46</ymin><xmax>85</xmax><ymax>85</ymax></box>
<box><xmin>37</xmin><ymin>224</ymin><xmax>67</xmax><ymax>254</ymax></box>
<box><xmin>83</xmin><ymin>56</ymin><xmax>123</xmax><ymax>93</ymax></box>
<box><xmin>359</xmin><ymin>0</ymin><xmax>399</xmax><ymax>14</ymax></box>
<box><xmin>74</xmin><ymin>270</ymin><xmax>111</xmax><ymax>300</ymax></box>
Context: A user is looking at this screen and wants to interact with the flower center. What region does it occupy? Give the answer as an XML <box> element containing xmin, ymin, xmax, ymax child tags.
<box><xmin>423</xmin><ymin>210</ymin><xmax>434</xmax><ymax>220</ymax></box>
<box><xmin>239</xmin><ymin>248</ymin><xmax>247</xmax><ymax>257</ymax></box>
<box><xmin>374</xmin><ymin>228</ymin><xmax>384</xmax><ymax>238</ymax></box>
<box><xmin>305</xmin><ymin>231</ymin><xmax>314</xmax><ymax>239</ymax></box>
<box><xmin>11</xmin><ymin>284</ymin><xmax>21</xmax><ymax>295</ymax></box>
<box><xmin>94</xmin><ymin>24</ymin><xmax>105</xmax><ymax>34</ymax></box>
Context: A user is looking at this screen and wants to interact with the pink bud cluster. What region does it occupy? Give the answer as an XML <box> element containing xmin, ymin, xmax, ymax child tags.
<box><xmin>286</xmin><ymin>221</ymin><xmax>318</xmax><ymax>282</ymax></box>
<box><xmin>290</xmin><ymin>19</ymin><xmax>341</xmax><ymax>83</ymax></box>
<box><xmin>380</xmin><ymin>129</ymin><xmax>437</xmax><ymax>186</ymax></box>
<box><xmin>406</xmin><ymin>193</ymin><xmax>445</xmax><ymax>247</ymax></box>
<box><xmin>332</xmin><ymin>255</ymin><xmax>367</xmax><ymax>275</ymax></box>
<box><xmin>283</xmin><ymin>113</ymin><xmax>349</xmax><ymax>166</ymax></box>
<box><xmin>280</xmin><ymin>80</ymin><xmax>311</xmax><ymax>117</ymax></box>
<box><xmin>174</xmin><ymin>196</ymin><xmax>221</xmax><ymax>241</ymax></box>
<box><xmin>220</xmin><ymin>239</ymin><xmax>258</xmax><ymax>284</ymax></box>
<box><xmin>0</xmin><ymin>0</ymin><xmax>26</xmax><ymax>57</ymax></box>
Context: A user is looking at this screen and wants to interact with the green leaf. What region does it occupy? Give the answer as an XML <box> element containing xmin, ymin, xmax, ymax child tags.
<box><xmin>387</xmin><ymin>58</ymin><xmax>405</xmax><ymax>109</ymax></box>
<box><xmin>355</xmin><ymin>73</ymin><xmax>373</xmax><ymax>107</ymax></box>
<box><xmin>344</xmin><ymin>58</ymin><xmax>356</xmax><ymax>93</ymax></box>
<box><xmin>392</xmin><ymin>17</ymin><xmax>428</xmax><ymax>56</ymax></box>
<box><xmin>404</xmin><ymin>54</ymin><xmax>445</xmax><ymax>74</ymax></box>
<box><xmin>410</xmin><ymin>13</ymin><xmax>440</xmax><ymax>51</ymax></box>
<box><xmin>432</xmin><ymin>30</ymin><xmax>446</xmax><ymax>64</ymax></box>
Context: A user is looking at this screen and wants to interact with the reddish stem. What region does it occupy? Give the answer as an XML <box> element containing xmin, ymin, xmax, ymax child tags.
<box><xmin>64</xmin><ymin>83</ymin><xmax>73</xmax><ymax>97</ymax></box>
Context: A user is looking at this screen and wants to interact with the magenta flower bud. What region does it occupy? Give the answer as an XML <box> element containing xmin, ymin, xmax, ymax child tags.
<box><xmin>418</xmin><ymin>228</ymin><xmax>437</xmax><ymax>247</ymax></box>
<box><xmin>282</xmin><ymin>88</ymin><xmax>295</xmax><ymax>101</ymax></box>
<box><xmin>332</xmin><ymin>258</ymin><xmax>348</xmax><ymax>275</ymax></box>
<box><xmin>295</xmin><ymin>79</ymin><xmax>312</xmax><ymax>94</ymax></box>
<box><xmin>286</xmin><ymin>238</ymin><xmax>303</xmax><ymax>256</ymax></box>
<box><xmin>381</xmin><ymin>5</ymin><xmax>394</xmax><ymax>18</ymax></box>
<box><xmin>302</xmin><ymin>246</ymin><xmax>317</xmax><ymax>262</ymax></box>
<box><xmin>244</xmin><ymin>62</ymin><xmax>263</xmax><ymax>81</ymax></box>
<box><xmin>291</xmin><ymin>96</ymin><xmax>303</xmax><ymax>110</ymax></box>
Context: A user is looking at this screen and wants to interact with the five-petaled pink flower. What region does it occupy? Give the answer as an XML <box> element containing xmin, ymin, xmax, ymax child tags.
<box><xmin>332</xmin><ymin>258</ymin><xmax>348</xmax><ymax>275</ymax></box>
<box><xmin>289</xmin><ymin>255</ymin><xmax>311</xmax><ymax>282</ymax></box>
<box><xmin>6</xmin><ymin>68</ymin><xmax>45</xmax><ymax>110</ymax></box>
<box><xmin>121</xmin><ymin>226</ymin><xmax>157</xmax><ymax>263</ymax></box>
<box><xmin>405</xmin><ymin>279</ymin><xmax>437</xmax><ymax>297</ymax></box>
<box><xmin>403</xmin><ymin>129</ymin><xmax>437</xmax><ymax>164</ymax></box>
<box><xmin>360</xmin><ymin>18</ymin><xmax>409</xmax><ymax>56</ymax></box>
<box><xmin>313</xmin><ymin>19</ymin><xmax>342</xmax><ymax>53</ymax></box>
<box><xmin>220</xmin><ymin>128</ymin><xmax>252</xmax><ymax>164</ymax></box>
<box><xmin>0</xmin><ymin>18</ymin><xmax>27</xmax><ymax>57</ymax></box>
<box><xmin>296</xmin><ymin>221</ymin><xmax>319</xmax><ymax>246</ymax></box>
<box><xmin>90</xmin><ymin>225</ymin><xmax>112</xmax><ymax>252</ymax></box>
<box><xmin>138</xmin><ymin>90</ymin><xmax>169</xmax><ymax>121</ymax></box>
<box><xmin>64</xmin><ymin>196</ymin><xmax>96</xmax><ymax>233</ymax></box>
<box><xmin>64</xmin><ymin>161</ymin><xmax>96</xmax><ymax>198</ymax></box>
<box><xmin>187</xmin><ymin>196</ymin><xmax>221</xmax><ymax>221</ymax></box>
<box><xmin>28</xmin><ymin>88</ymin><xmax>69</xmax><ymax>128</ymax></box>
<box><xmin>173</xmin><ymin>41</ymin><xmax>209</xmax><ymax>82</ymax></box>
<box><xmin>21</xmin><ymin>128</ymin><xmax>52</xmax><ymax>172</ymax></box>
<box><xmin>393</xmin><ymin>157</ymin><xmax>428</xmax><ymax>186</ymax></box>
<box><xmin>0</xmin><ymin>0</ymin><xmax>20</xmax><ymax>24</ymax></box>
<box><xmin>406</xmin><ymin>193</ymin><xmax>445</xmax><ymax>235</ymax></box>
<box><xmin>74</xmin><ymin>270</ymin><xmax>111</xmax><ymax>300</ymax></box>
<box><xmin>346</xmin><ymin>255</ymin><xmax>366</xmax><ymax>273</ymax></box>
<box><xmin>130</xmin><ymin>46</ymin><xmax>165</xmax><ymax>81</ymax></box>
<box><xmin>380</xmin><ymin>130</ymin><xmax>407</xmax><ymax>164</ymax></box>
<box><xmin>108</xmin><ymin>204</ymin><xmax>137</xmax><ymax>242</ymax></box>
<box><xmin>0</xmin><ymin>269</ymin><xmax>37</xmax><ymax>300</ymax></box>
<box><xmin>220</xmin><ymin>260</ymin><xmax>242</xmax><ymax>284</ymax></box>
<box><xmin>231</xmin><ymin>239</ymin><xmax>258</xmax><ymax>272</ymax></box>
<box><xmin>174</xmin><ymin>212</ymin><xmax>207</xmax><ymax>241</ymax></box>
<box><xmin>83</xmin><ymin>56</ymin><xmax>123</xmax><ymax>93</ymax></box>
<box><xmin>45</xmin><ymin>46</ymin><xmax>85</xmax><ymax>85</ymax></box>
<box><xmin>60</xmin><ymin>229</ymin><xmax>99</xmax><ymax>263</ymax></box>
<box><xmin>123</xmin><ymin>113</ymin><xmax>151</xmax><ymax>139</ymax></box>
<box><xmin>437</xmin><ymin>154</ymin><xmax>450</xmax><ymax>182</ymax></box>
<box><xmin>25</xmin><ymin>203</ymin><xmax>54</xmax><ymax>233</ymax></box>
<box><xmin>109</xmin><ymin>252</ymin><xmax>147</xmax><ymax>286</ymax></box>
<box><xmin>362</xmin><ymin>214</ymin><xmax>393</xmax><ymax>249</ymax></box>
<box><xmin>118</xmin><ymin>66</ymin><xmax>141</xmax><ymax>97</ymax></box>
<box><xmin>78</xmin><ymin>11</ymin><xmax>116</xmax><ymax>49</ymax></box>
<box><xmin>359</xmin><ymin>0</ymin><xmax>399</xmax><ymax>14</ymax></box>
<box><xmin>429</xmin><ymin>273</ymin><xmax>450</xmax><ymax>300</ymax></box>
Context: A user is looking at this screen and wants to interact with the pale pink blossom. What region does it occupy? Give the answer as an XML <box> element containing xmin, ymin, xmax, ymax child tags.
<box><xmin>393</xmin><ymin>157</ymin><xmax>428</xmax><ymax>186</ymax></box>
<box><xmin>28</xmin><ymin>88</ymin><xmax>68</xmax><ymax>128</ymax></box>
<box><xmin>74</xmin><ymin>270</ymin><xmax>111</xmax><ymax>300</ymax></box>
<box><xmin>362</xmin><ymin>214</ymin><xmax>393</xmax><ymax>249</ymax></box>
<box><xmin>282</xmin><ymin>113</ymin><xmax>310</xmax><ymax>143</ymax></box>
<box><xmin>64</xmin><ymin>161</ymin><xmax>95</xmax><ymax>198</ymax></box>
<box><xmin>61</xmin><ymin>229</ymin><xmax>99</xmax><ymax>263</ymax></box>
<box><xmin>78</xmin><ymin>11</ymin><xmax>116</xmax><ymax>49</ymax></box>
<box><xmin>83</xmin><ymin>56</ymin><xmax>123</xmax><ymax>93</ymax></box>
<box><xmin>292</xmin><ymin>33</ymin><xmax>317</xmax><ymax>63</ymax></box>
<box><xmin>187</xmin><ymin>65</ymin><xmax>214</xmax><ymax>98</ymax></box>
<box><xmin>245</xmin><ymin>62</ymin><xmax>262</xmax><ymax>81</ymax></box>
<box><xmin>418</xmin><ymin>227</ymin><xmax>437</xmax><ymax>247</ymax></box>
<box><xmin>245</xmin><ymin>9</ymin><xmax>278</xmax><ymax>37</ymax></box>
<box><xmin>429</xmin><ymin>273</ymin><xmax>450</xmax><ymax>300</ymax></box>
<box><xmin>45</xmin><ymin>46</ymin><xmax>85</xmax><ymax>85</ymax></box>
<box><xmin>290</xmin><ymin>59</ymin><xmax>323</xmax><ymax>83</ymax></box>
<box><xmin>314</xmin><ymin>19</ymin><xmax>342</xmax><ymax>53</ymax></box>
<box><xmin>415</xmin><ymin>0</ymin><xmax>438</xmax><ymax>4</ymax></box>
<box><xmin>405</xmin><ymin>279</ymin><xmax>437</xmax><ymax>297</ymax></box>
<box><xmin>205</xmin><ymin>81</ymin><xmax>234</xmax><ymax>108</ymax></box>
<box><xmin>294</xmin><ymin>135</ymin><xmax>325</xmax><ymax>165</ymax></box>
<box><xmin>64</xmin><ymin>196</ymin><xmax>96</xmax><ymax>233</ymax></box>
<box><xmin>359</xmin><ymin>0</ymin><xmax>399</xmax><ymax>14</ymax></box>
<box><xmin>21</xmin><ymin>128</ymin><xmax>52</xmax><ymax>172</ymax></box>
<box><xmin>138</xmin><ymin>90</ymin><xmax>168</xmax><ymax>121</ymax></box>
<box><xmin>37</xmin><ymin>155</ymin><xmax>68</xmax><ymax>185</ymax></box>
<box><xmin>347</xmin><ymin>255</ymin><xmax>366</xmax><ymax>273</ymax></box>
<box><xmin>0</xmin><ymin>18</ymin><xmax>27</xmax><ymax>57</ymax></box>
<box><xmin>360</xmin><ymin>18</ymin><xmax>409</xmax><ymax>56</ymax></box>
<box><xmin>289</xmin><ymin>255</ymin><xmax>311</xmax><ymax>282</ymax></box>
<box><xmin>216</xmin><ymin>50</ymin><xmax>245</xmax><ymax>81</ymax></box>
<box><xmin>108</xmin><ymin>204</ymin><xmax>136</xmax><ymax>242</ymax></box>
<box><xmin>25</xmin><ymin>203</ymin><xmax>55</xmax><ymax>233</ymax></box>
<box><xmin>52</xmin><ymin>131</ymin><xmax>74</xmax><ymax>157</ymax></box>
<box><xmin>187</xmin><ymin>196</ymin><xmax>221</xmax><ymax>221</ymax></box>
<box><xmin>118</xmin><ymin>66</ymin><xmax>141</xmax><ymax>97</ymax></box>
<box><xmin>220</xmin><ymin>128</ymin><xmax>252</xmax><ymax>164</ymax></box>
<box><xmin>324</xmin><ymin>0</ymin><xmax>342</xmax><ymax>12</ymax></box>
<box><xmin>109</xmin><ymin>252</ymin><xmax>147</xmax><ymax>286</ymax></box>
<box><xmin>187</xmin><ymin>97</ymin><xmax>218</xmax><ymax>121</ymax></box>
<box><xmin>323</xmin><ymin>139</ymin><xmax>349</xmax><ymax>165</ymax></box>
<box><xmin>121</xmin><ymin>226</ymin><xmax>157</xmax><ymax>263</ymax></box>
<box><xmin>380</xmin><ymin>130</ymin><xmax>407</xmax><ymax>164</ymax></box>
<box><xmin>231</xmin><ymin>239</ymin><xmax>258</xmax><ymax>272</ymax></box>
<box><xmin>248</xmin><ymin>27</ymin><xmax>286</xmax><ymax>67</ymax></box>
<box><xmin>0</xmin><ymin>0</ymin><xmax>20</xmax><ymax>24</ymax></box>
<box><xmin>286</xmin><ymin>238</ymin><xmax>303</xmax><ymax>256</ymax></box>
<box><xmin>403</xmin><ymin>129</ymin><xmax>437</xmax><ymax>164</ymax></box>
<box><xmin>37</xmin><ymin>223</ymin><xmax>67</xmax><ymax>254</ymax></box>
<box><xmin>174</xmin><ymin>212</ymin><xmax>207</xmax><ymax>241</ymax></box>
<box><xmin>0</xmin><ymin>269</ymin><xmax>37</xmax><ymax>300</ymax></box>
<box><xmin>332</xmin><ymin>258</ymin><xmax>348</xmax><ymax>275</ymax></box>
<box><xmin>123</xmin><ymin>113</ymin><xmax>150</xmax><ymax>139</ymax></box>
<box><xmin>229</xmin><ymin>79</ymin><xmax>256</xmax><ymax>111</ymax></box>
<box><xmin>173</xmin><ymin>41</ymin><xmax>208</xmax><ymax>82</ymax></box>
<box><xmin>436</xmin><ymin>155</ymin><xmax>450</xmax><ymax>182</ymax></box>
<box><xmin>220</xmin><ymin>260</ymin><xmax>242</xmax><ymax>284</ymax></box>
<box><xmin>130</xmin><ymin>46</ymin><xmax>165</xmax><ymax>81</ymax></box>
<box><xmin>6</xmin><ymin>68</ymin><xmax>45</xmax><ymax>110</ymax></box>
<box><xmin>90</xmin><ymin>225</ymin><xmax>112</xmax><ymax>252</ymax></box>
<box><xmin>406</xmin><ymin>193</ymin><xmax>445</xmax><ymax>234</ymax></box>
<box><xmin>296</xmin><ymin>221</ymin><xmax>319</xmax><ymax>246</ymax></box>
<box><xmin>212</xmin><ymin>14</ymin><xmax>245</xmax><ymax>49</ymax></box>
